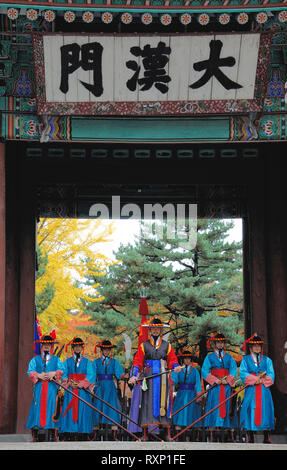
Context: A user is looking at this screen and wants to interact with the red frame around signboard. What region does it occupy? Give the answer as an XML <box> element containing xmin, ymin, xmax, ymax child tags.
<box><xmin>33</xmin><ymin>32</ymin><xmax>272</xmax><ymax>116</ymax></box>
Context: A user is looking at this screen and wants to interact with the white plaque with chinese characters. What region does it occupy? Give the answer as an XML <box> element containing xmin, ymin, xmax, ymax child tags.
<box><xmin>33</xmin><ymin>32</ymin><xmax>271</xmax><ymax>116</ymax></box>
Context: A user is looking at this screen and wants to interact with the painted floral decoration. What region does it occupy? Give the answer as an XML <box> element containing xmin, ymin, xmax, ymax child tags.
<box><xmin>26</xmin><ymin>9</ymin><xmax>38</xmax><ymax>21</ymax></box>
<box><xmin>44</xmin><ymin>10</ymin><xmax>56</xmax><ymax>23</ymax></box>
<box><xmin>255</xmin><ymin>11</ymin><xmax>268</xmax><ymax>24</ymax></box>
<box><xmin>141</xmin><ymin>13</ymin><xmax>153</xmax><ymax>25</ymax></box>
<box><xmin>7</xmin><ymin>8</ymin><xmax>19</xmax><ymax>21</ymax></box>
<box><xmin>160</xmin><ymin>14</ymin><xmax>172</xmax><ymax>26</ymax></box>
<box><xmin>237</xmin><ymin>12</ymin><xmax>249</xmax><ymax>24</ymax></box>
<box><xmin>121</xmin><ymin>12</ymin><xmax>133</xmax><ymax>24</ymax></box>
<box><xmin>101</xmin><ymin>12</ymin><xmax>113</xmax><ymax>24</ymax></box>
<box><xmin>180</xmin><ymin>13</ymin><xmax>192</xmax><ymax>25</ymax></box>
<box><xmin>278</xmin><ymin>10</ymin><xmax>287</xmax><ymax>23</ymax></box>
<box><xmin>64</xmin><ymin>10</ymin><xmax>76</xmax><ymax>23</ymax></box>
<box><xmin>198</xmin><ymin>13</ymin><xmax>210</xmax><ymax>25</ymax></box>
<box><xmin>218</xmin><ymin>13</ymin><xmax>230</xmax><ymax>25</ymax></box>
<box><xmin>83</xmin><ymin>11</ymin><xmax>94</xmax><ymax>23</ymax></box>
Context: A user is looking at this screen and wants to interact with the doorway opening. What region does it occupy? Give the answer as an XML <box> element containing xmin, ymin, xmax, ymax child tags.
<box><xmin>35</xmin><ymin>216</ymin><xmax>243</xmax><ymax>367</ymax></box>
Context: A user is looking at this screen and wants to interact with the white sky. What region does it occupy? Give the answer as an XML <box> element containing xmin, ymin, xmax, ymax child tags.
<box><xmin>96</xmin><ymin>218</ymin><xmax>243</xmax><ymax>260</ymax></box>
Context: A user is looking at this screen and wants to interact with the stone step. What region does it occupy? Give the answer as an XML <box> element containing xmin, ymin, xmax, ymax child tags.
<box><xmin>0</xmin><ymin>433</ymin><xmax>287</xmax><ymax>450</ymax></box>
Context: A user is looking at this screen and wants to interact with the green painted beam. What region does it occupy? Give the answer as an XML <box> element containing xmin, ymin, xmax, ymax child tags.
<box><xmin>71</xmin><ymin>117</ymin><xmax>230</xmax><ymax>142</ymax></box>
<box><xmin>1</xmin><ymin>2</ymin><xmax>287</xmax><ymax>12</ymax></box>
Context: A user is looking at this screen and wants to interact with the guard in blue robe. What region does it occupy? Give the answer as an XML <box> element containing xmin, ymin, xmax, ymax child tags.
<box><xmin>171</xmin><ymin>348</ymin><xmax>203</xmax><ymax>440</ymax></box>
<box><xmin>239</xmin><ymin>334</ymin><xmax>275</xmax><ymax>443</ymax></box>
<box><xmin>26</xmin><ymin>334</ymin><xmax>64</xmax><ymax>442</ymax></box>
<box><xmin>201</xmin><ymin>332</ymin><xmax>238</xmax><ymax>442</ymax></box>
<box><xmin>93</xmin><ymin>340</ymin><xmax>126</xmax><ymax>434</ymax></box>
<box><xmin>59</xmin><ymin>337</ymin><xmax>94</xmax><ymax>440</ymax></box>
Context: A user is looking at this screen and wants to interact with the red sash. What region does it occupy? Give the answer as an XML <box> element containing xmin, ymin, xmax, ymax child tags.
<box><xmin>211</xmin><ymin>368</ymin><xmax>229</xmax><ymax>419</ymax></box>
<box><xmin>63</xmin><ymin>373</ymin><xmax>86</xmax><ymax>423</ymax></box>
<box><xmin>251</xmin><ymin>373</ymin><xmax>262</xmax><ymax>426</ymax></box>
<box><xmin>40</xmin><ymin>381</ymin><xmax>49</xmax><ymax>427</ymax></box>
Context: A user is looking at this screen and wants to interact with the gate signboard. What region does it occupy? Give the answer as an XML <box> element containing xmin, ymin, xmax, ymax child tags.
<box><xmin>33</xmin><ymin>32</ymin><xmax>271</xmax><ymax>115</ymax></box>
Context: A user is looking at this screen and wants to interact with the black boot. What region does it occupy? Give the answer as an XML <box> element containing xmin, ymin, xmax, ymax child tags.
<box><xmin>247</xmin><ymin>431</ymin><xmax>254</xmax><ymax>443</ymax></box>
<box><xmin>48</xmin><ymin>429</ymin><xmax>56</xmax><ymax>442</ymax></box>
<box><xmin>31</xmin><ymin>429</ymin><xmax>39</xmax><ymax>442</ymax></box>
<box><xmin>263</xmin><ymin>431</ymin><xmax>272</xmax><ymax>444</ymax></box>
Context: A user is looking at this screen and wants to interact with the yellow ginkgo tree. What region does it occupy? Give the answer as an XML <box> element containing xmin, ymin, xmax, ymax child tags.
<box><xmin>36</xmin><ymin>217</ymin><xmax>116</xmax><ymax>347</ymax></box>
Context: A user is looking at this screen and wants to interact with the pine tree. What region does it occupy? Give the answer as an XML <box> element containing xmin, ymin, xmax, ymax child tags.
<box><xmin>81</xmin><ymin>219</ymin><xmax>243</xmax><ymax>366</ymax></box>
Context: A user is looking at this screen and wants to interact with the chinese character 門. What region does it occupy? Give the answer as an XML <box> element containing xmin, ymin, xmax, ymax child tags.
<box><xmin>60</xmin><ymin>42</ymin><xmax>104</xmax><ymax>97</ymax></box>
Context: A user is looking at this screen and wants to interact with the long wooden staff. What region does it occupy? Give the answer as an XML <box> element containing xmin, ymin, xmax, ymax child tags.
<box><xmin>171</xmin><ymin>372</ymin><xmax>267</xmax><ymax>442</ymax></box>
<box><xmin>134</xmin><ymin>366</ymin><xmax>184</xmax><ymax>384</ymax></box>
<box><xmin>51</xmin><ymin>379</ymin><xmax>141</xmax><ymax>441</ymax></box>
<box><xmin>84</xmin><ymin>387</ymin><xmax>141</xmax><ymax>429</ymax></box>
<box><xmin>171</xmin><ymin>378</ymin><xmax>227</xmax><ymax>418</ymax></box>
<box><xmin>147</xmin><ymin>376</ymin><xmax>226</xmax><ymax>434</ymax></box>
<box><xmin>85</xmin><ymin>388</ymin><xmax>163</xmax><ymax>442</ymax></box>
<box><xmin>171</xmin><ymin>384</ymin><xmax>248</xmax><ymax>441</ymax></box>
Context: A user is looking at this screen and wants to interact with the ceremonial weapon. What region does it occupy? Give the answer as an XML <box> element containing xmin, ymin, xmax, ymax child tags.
<box><xmin>134</xmin><ymin>366</ymin><xmax>184</xmax><ymax>385</ymax></box>
<box><xmin>121</xmin><ymin>333</ymin><xmax>132</xmax><ymax>426</ymax></box>
<box><xmin>84</xmin><ymin>387</ymin><xmax>141</xmax><ymax>430</ymax></box>
<box><xmin>56</xmin><ymin>344</ymin><xmax>65</xmax><ymax>358</ymax></box>
<box><xmin>52</xmin><ymin>389</ymin><xmax>64</xmax><ymax>423</ymax></box>
<box><xmin>84</xmin><ymin>388</ymin><xmax>163</xmax><ymax>442</ymax></box>
<box><xmin>171</xmin><ymin>372</ymin><xmax>266</xmax><ymax>441</ymax></box>
<box><xmin>171</xmin><ymin>377</ymin><xmax>228</xmax><ymax>418</ymax></box>
<box><xmin>51</xmin><ymin>378</ymin><xmax>141</xmax><ymax>441</ymax></box>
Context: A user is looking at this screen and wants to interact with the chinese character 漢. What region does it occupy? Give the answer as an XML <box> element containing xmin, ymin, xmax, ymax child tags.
<box><xmin>60</xmin><ymin>42</ymin><xmax>104</xmax><ymax>97</ymax></box>
<box><xmin>126</xmin><ymin>41</ymin><xmax>171</xmax><ymax>94</ymax></box>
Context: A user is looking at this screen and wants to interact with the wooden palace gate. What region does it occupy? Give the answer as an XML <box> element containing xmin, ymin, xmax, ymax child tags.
<box><xmin>0</xmin><ymin>0</ymin><xmax>287</xmax><ymax>435</ymax></box>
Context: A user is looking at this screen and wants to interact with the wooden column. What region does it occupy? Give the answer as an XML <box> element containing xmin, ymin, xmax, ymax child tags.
<box><xmin>0</xmin><ymin>143</ymin><xmax>6</xmax><ymax>432</ymax></box>
<box><xmin>244</xmin><ymin>159</ymin><xmax>268</xmax><ymax>347</ymax></box>
<box><xmin>1</xmin><ymin>144</ymin><xmax>20</xmax><ymax>433</ymax></box>
<box><xmin>16</xmin><ymin>188</ymin><xmax>36</xmax><ymax>434</ymax></box>
<box><xmin>264</xmin><ymin>153</ymin><xmax>287</xmax><ymax>432</ymax></box>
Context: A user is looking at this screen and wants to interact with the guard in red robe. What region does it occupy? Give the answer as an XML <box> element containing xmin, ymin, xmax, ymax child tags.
<box><xmin>129</xmin><ymin>317</ymin><xmax>181</xmax><ymax>440</ymax></box>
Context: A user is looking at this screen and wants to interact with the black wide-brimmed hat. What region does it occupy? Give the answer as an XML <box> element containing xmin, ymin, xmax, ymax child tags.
<box><xmin>243</xmin><ymin>333</ymin><xmax>264</xmax><ymax>351</ymax></box>
<box><xmin>71</xmin><ymin>337</ymin><xmax>85</xmax><ymax>347</ymax></box>
<box><xmin>97</xmin><ymin>339</ymin><xmax>115</xmax><ymax>348</ymax></box>
<box><xmin>38</xmin><ymin>334</ymin><xmax>58</xmax><ymax>344</ymax></box>
<box><xmin>177</xmin><ymin>347</ymin><xmax>194</xmax><ymax>358</ymax></box>
<box><xmin>65</xmin><ymin>336</ymin><xmax>85</xmax><ymax>352</ymax></box>
<box><xmin>94</xmin><ymin>339</ymin><xmax>116</xmax><ymax>355</ymax></box>
<box><xmin>141</xmin><ymin>316</ymin><xmax>170</xmax><ymax>328</ymax></box>
<box><xmin>206</xmin><ymin>332</ymin><xmax>227</xmax><ymax>349</ymax></box>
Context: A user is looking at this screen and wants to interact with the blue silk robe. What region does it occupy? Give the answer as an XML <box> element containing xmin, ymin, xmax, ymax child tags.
<box><xmin>201</xmin><ymin>351</ymin><xmax>238</xmax><ymax>428</ymax></box>
<box><xmin>59</xmin><ymin>354</ymin><xmax>94</xmax><ymax>434</ymax></box>
<box><xmin>239</xmin><ymin>354</ymin><xmax>275</xmax><ymax>431</ymax></box>
<box><xmin>26</xmin><ymin>354</ymin><xmax>63</xmax><ymax>430</ymax></box>
<box><xmin>171</xmin><ymin>366</ymin><xmax>203</xmax><ymax>427</ymax></box>
<box><xmin>93</xmin><ymin>356</ymin><xmax>124</xmax><ymax>425</ymax></box>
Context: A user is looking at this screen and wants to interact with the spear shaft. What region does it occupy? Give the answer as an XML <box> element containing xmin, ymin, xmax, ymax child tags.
<box><xmin>72</xmin><ymin>379</ymin><xmax>163</xmax><ymax>441</ymax></box>
<box><xmin>172</xmin><ymin>372</ymin><xmax>267</xmax><ymax>440</ymax></box>
<box><xmin>171</xmin><ymin>378</ymin><xmax>227</xmax><ymax>418</ymax></box>
<box><xmin>134</xmin><ymin>366</ymin><xmax>183</xmax><ymax>384</ymax></box>
<box><xmin>51</xmin><ymin>379</ymin><xmax>141</xmax><ymax>441</ymax></box>
<box><xmin>171</xmin><ymin>384</ymin><xmax>248</xmax><ymax>441</ymax></box>
<box><xmin>84</xmin><ymin>387</ymin><xmax>141</xmax><ymax>429</ymax></box>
